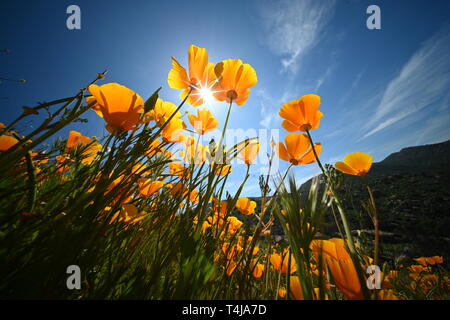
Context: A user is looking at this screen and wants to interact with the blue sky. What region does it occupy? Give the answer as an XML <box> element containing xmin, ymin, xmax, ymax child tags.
<box><xmin>1</xmin><ymin>0</ymin><xmax>450</xmax><ymax>197</ymax></box>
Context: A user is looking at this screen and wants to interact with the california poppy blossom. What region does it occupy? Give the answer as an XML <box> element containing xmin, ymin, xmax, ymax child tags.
<box><xmin>335</xmin><ymin>152</ymin><xmax>372</xmax><ymax>176</ymax></box>
<box><xmin>110</xmin><ymin>203</ymin><xmax>148</xmax><ymax>224</ymax></box>
<box><xmin>252</xmin><ymin>263</ymin><xmax>264</xmax><ymax>279</ymax></box>
<box><xmin>87</xmin><ymin>83</ymin><xmax>144</xmax><ymax>134</ymax></box>
<box><xmin>270</xmin><ymin>252</ymin><xmax>297</xmax><ymax>275</ymax></box>
<box><xmin>311</xmin><ymin>238</ymin><xmax>363</xmax><ymax>300</ymax></box>
<box><xmin>66</xmin><ymin>131</ymin><xmax>91</xmax><ymax>151</ymax></box>
<box><xmin>65</xmin><ymin>131</ymin><xmax>102</xmax><ymax>164</ymax></box>
<box><xmin>138</xmin><ymin>179</ymin><xmax>164</xmax><ymax>197</ymax></box>
<box><xmin>213</xmin><ymin>59</ymin><xmax>257</xmax><ymax>106</ymax></box>
<box><xmin>213</xmin><ymin>163</ymin><xmax>232</xmax><ymax>176</ymax></box>
<box><xmin>238</xmin><ymin>140</ymin><xmax>260</xmax><ymax>165</ymax></box>
<box><xmin>279</xmin><ymin>94</ymin><xmax>323</xmax><ymax>132</ymax></box>
<box><xmin>160</xmin><ymin>117</ymin><xmax>186</xmax><ymax>143</ymax></box>
<box><xmin>414</xmin><ymin>256</ymin><xmax>444</xmax><ymax>267</ymax></box>
<box><xmin>236</xmin><ymin>197</ymin><xmax>256</xmax><ymax>215</ymax></box>
<box><xmin>145</xmin><ymin>98</ymin><xmax>182</xmax><ymax>126</ymax></box>
<box><xmin>289</xmin><ymin>276</ymin><xmax>304</xmax><ymax>300</ymax></box>
<box><xmin>188</xmin><ymin>108</ymin><xmax>218</xmax><ymax>135</ymax></box>
<box><xmin>0</xmin><ymin>135</ymin><xmax>19</xmax><ymax>152</ymax></box>
<box><xmin>181</xmin><ymin>142</ymin><xmax>208</xmax><ymax>165</ymax></box>
<box><xmin>277</xmin><ymin>133</ymin><xmax>321</xmax><ymax>165</ymax></box>
<box><xmin>168</xmin><ymin>45</ymin><xmax>216</xmax><ymax>107</ymax></box>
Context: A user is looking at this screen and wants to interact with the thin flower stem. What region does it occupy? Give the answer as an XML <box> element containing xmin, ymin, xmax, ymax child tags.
<box><xmin>305</xmin><ymin>130</ymin><xmax>356</xmax><ymax>253</ymax></box>
<box><xmin>215</xmin><ymin>99</ymin><xmax>233</xmax><ymax>164</ymax></box>
<box><xmin>363</xmin><ymin>176</ymin><xmax>380</xmax><ymax>267</ymax></box>
<box><xmin>305</xmin><ymin>129</ymin><xmax>372</xmax><ymax>299</ymax></box>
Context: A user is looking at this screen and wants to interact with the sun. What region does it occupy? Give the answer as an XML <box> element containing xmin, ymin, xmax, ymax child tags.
<box><xmin>198</xmin><ymin>86</ymin><xmax>214</xmax><ymax>104</ymax></box>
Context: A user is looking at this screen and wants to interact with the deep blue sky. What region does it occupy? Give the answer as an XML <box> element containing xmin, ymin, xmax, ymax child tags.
<box><xmin>1</xmin><ymin>0</ymin><xmax>450</xmax><ymax>196</ymax></box>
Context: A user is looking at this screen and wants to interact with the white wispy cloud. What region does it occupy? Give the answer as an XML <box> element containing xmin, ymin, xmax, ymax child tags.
<box><xmin>362</xmin><ymin>25</ymin><xmax>450</xmax><ymax>139</ymax></box>
<box><xmin>259</xmin><ymin>0</ymin><xmax>336</xmax><ymax>74</ymax></box>
<box><xmin>314</xmin><ymin>65</ymin><xmax>334</xmax><ymax>92</ymax></box>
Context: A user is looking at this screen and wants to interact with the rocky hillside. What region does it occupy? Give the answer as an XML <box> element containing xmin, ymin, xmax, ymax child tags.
<box><xmin>242</xmin><ymin>140</ymin><xmax>450</xmax><ymax>263</ymax></box>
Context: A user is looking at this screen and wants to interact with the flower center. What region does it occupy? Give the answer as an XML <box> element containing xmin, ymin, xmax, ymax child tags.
<box><xmin>227</xmin><ymin>90</ymin><xmax>238</xmax><ymax>100</ymax></box>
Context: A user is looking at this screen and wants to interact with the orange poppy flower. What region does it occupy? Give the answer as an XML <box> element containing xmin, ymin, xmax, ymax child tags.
<box><xmin>138</xmin><ymin>178</ymin><xmax>164</xmax><ymax>197</ymax></box>
<box><xmin>414</xmin><ymin>256</ymin><xmax>444</xmax><ymax>267</ymax></box>
<box><xmin>226</xmin><ymin>216</ymin><xmax>243</xmax><ymax>235</ymax></box>
<box><xmin>145</xmin><ymin>98</ymin><xmax>182</xmax><ymax>126</ymax></box>
<box><xmin>160</xmin><ymin>117</ymin><xmax>186</xmax><ymax>143</ymax></box>
<box><xmin>66</xmin><ymin>130</ymin><xmax>91</xmax><ymax>150</ymax></box>
<box><xmin>212</xmin><ymin>200</ymin><xmax>228</xmax><ymax>218</ymax></box>
<box><xmin>87</xmin><ymin>83</ymin><xmax>144</xmax><ymax>134</ymax></box>
<box><xmin>188</xmin><ymin>108</ymin><xmax>218</xmax><ymax>135</ymax></box>
<box><xmin>169</xmin><ymin>182</ymin><xmax>189</xmax><ymax>198</ymax></box>
<box><xmin>311</xmin><ymin>238</ymin><xmax>363</xmax><ymax>300</ymax></box>
<box><xmin>270</xmin><ymin>252</ymin><xmax>297</xmax><ymax>275</ymax></box>
<box><xmin>238</xmin><ymin>140</ymin><xmax>260</xmax><ymax>164</ymax></box>
<box><xmin>168</xmin><ymin>45</ymin><xmax>216</xmax><ymax>107</ymax></box>
<box><xmin>213</xmin><ymin>59</ymin><xmax>257</xmax><ymax>106</ymax></box>
<box><xmin>110</xmin><ymin>203</ymin><xmax>148</xmax><ymax>224</ymax></box>
<box><xmin>289</xmin><ymin>276</ymin><xmax>304</xmax><ymax>300</ymax></box>
<box><xmin>236</xmin><ymin>197</ymin><xmax>257</xmax><ymax>215</ymax></box>
<box><xmin>277</xmin><ymin>133</ymin><xmax>321</xmax><ymax>165</ymax></box>
<box><xmin>279</xmin><ymin>94</ymin><xmax>323</xmax><ymax>132</ymax></box>
<box><xmin>169</xmin><ymin>161</ymin><xmax>190</xmax><ymax>179</ymax></box>
<box><xmin>213</xmin><ymin>163</ymin><xmax>232</xmax><ymax>176</ymax></box>
<box><xmin>0</xmin><ymin>135</ymin><xmax>19</xmax><ymax>151</ymax></box>
<box><xmin>335</xmin><ymin>152</ymin><xmax>372</xmax><ymax>176</ymax></box>
<box><xmin>146</xmin><ymin>139</ymin><xmax>163</xmax><ymax>157</ymax></box>
<box><xmin>252</xmin><ymin>262</ymin><xmax>264</xmax><ymax>279</ymax></box>
<box><xmin>181</xmin><ymin>141</ymin><xmax>208</xmax><ymax>165</ymax></box>
<box><xmin>65</xmin><ymin>131</ymin><xmax>102</xmax><ymax>164</ymax></box>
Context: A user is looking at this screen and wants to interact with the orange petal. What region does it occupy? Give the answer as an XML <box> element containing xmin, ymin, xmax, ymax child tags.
<box><xmin>168</xmin><ymin>57</ymin><xmax>189</xmax><ymax>89</ymax></box>
<box><xmin>343</xmin><ymin>152</ymin><xmax>373</xmax><ymax>176</ymax></box>
<box><xmin>335</xmin><ymin>161</ymin><xmax>358</xmax><ymax>175</ymax></box>
<box><xmin>276</xmin><ymin>142</ymin><xmax>290</xmax><ymax>162</ymax></box>
<box><xmin>281</xmin><ymin>120</ymin><xmax>300</xmax><ymax>132</ymax></box>
<box><xmin>284</xmin><ymin>133</ymin><xmax>309</xmax><ymax>161</ymax></box>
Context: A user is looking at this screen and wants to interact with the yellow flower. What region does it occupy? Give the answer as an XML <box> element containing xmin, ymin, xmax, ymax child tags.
<box><xmin>87</xmin><ymin>83</ymin><xmax>144</xmax><ymax>134</ymax></box>
<box><xmin>277</xmin><ymin>133</ymin><xmax>321</xmax><ymax>165</ymax></box>
<box><xmin>188</xmin><ymin>108</ymin><xmax>218</xmax><ymax>135</ymax></box>
<box><xmin>169</xmin><ymin>161</ymin><xmax>190</xmax><ymax>179</ymax></box>
<box><xmin>160</xmin><ymin>117</ymin><xmax>186</xmax><ymax>143</ymax></box>
<box><xmin>270</xmin><ymin>252</ymin><xmax>296</xmax><ymax>275</ymax></box>
<box><xmin>238</xmin><ymin>140</ymin><xmax>259</xmax><ymax>165</ymax></box>
<box><xmin>0</xmin><ymin>135</ymin><xmax>19</xmax><ymax>152</ymax></box>
<box><xmin>226</xmin><ymin>216</ymin><xmax>243</xmax><ymax>234</ymax></box>
<box><xmin>278</xmin><ymin>288</ymin><xmax>287</xmax><ymax>299</ymax></box>
<box><xmin>252</xmin><ymin>263</ymin><xmax>264</xmax><ymax>279</ymax></box>
<box><xmin>66</xmin><ymin>130</ymin><xmax>91</xmax><ymax>150</ymax></box>
<box><xmin>168</xmin><ymin>45</ymin><xmax>216</xmax><ymax>107</ymax></box>
<box><xmin>65</xmin><ymin>131</ymin><xmax>101</xmax><ymax>164</ymax></box>
<box><xmin>414</xmin><ymin>256</ymin><xmax>443</xmax><ymax>267</ymax></box>
<box><xmin>138</xmin><ymin>179</ymin><xmax>164</xmax><ymax>197</ymax></box>
<box><xmin>213</xmin><ymin>163</ymin><xmax>232</xmax><ymax>176</ymax></box>
<box><xmin>110</xmin><ymin>203</ymin><xmax>148</xmax><ymax>224</ymax></box>
<box><xmin>279</xmin><ymin>94</ymin><xmax>323</xmax><ymax>132</ymax></box>
<box><xmin>145</xmin><ymin>98</ymin><xmax>182</xmax><ymax>125</ymax></box>
<box><xmin>311</xmin><ymin>238</ymin><xmax>363</xmax><ymax>300</ymax></box>
<box><xmin>236</xmin><ymin>197</ymin><xmax>256</xmax><ymax>215</ymax></box>
<box><xmin>146</xmin><ymin>139</ymin><xmax>163</xmax><ymax>157</ymax></box>
<box><xmin>181</xmin><ymin>142</ymin><xmax>208</xmax><ymax>165</ymax></box>
<box><xmin>335</xmin><ymin>152</ymin><xmax>373</xmax><ymax>176</ymax></box>
<box><xmin>213</xmin><ymin>59</ymin><xmax>257</xmax><ymax>106</ymax></box>
<box><xmin>289</xmin><ymin>276</ymin><xmax>304</xmax><ymax>300</ymax></box>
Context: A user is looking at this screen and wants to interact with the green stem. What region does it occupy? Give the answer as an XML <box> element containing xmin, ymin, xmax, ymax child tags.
<box><xmin>305</xmin><ymin>129</ymin><xmax>371</xmax><ymax>299</ymax></box>
<box><xmin>363</xmin><ymin>176</ymin><xmax>380</xmax><ymax>267</ymax></box>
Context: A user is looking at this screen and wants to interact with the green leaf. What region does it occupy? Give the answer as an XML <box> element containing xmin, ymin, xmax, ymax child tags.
<box><xmin>144</xmin><ymin>87</ymin><xmax>162</xmax><ymax>114</ymax></box>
